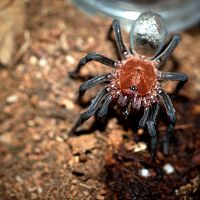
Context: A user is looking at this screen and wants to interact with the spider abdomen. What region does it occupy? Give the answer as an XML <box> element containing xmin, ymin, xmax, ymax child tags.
<box><xmin>118</xmin><ymin>56</ymin><xmax>158</xmax><ymax>96</ymax></box>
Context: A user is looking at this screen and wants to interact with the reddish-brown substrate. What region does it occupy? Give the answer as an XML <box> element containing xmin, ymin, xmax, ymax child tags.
<box><xmin>0</xmin><ymin>0</ymin><xmax>199</xmax><ymax>199</ymax></box>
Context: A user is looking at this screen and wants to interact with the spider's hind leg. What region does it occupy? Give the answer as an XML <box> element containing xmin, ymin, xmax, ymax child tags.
<box><xmin>158</xmin><ymin>90</ymin><xmax>176</xmax><ymax>154</ymax></box>
<box><xmin>139</xmin><ymin>107</ymin><xmax>150</xmax><ymax>128</ymax></box>
<box><xmin>145</xmin><ymin>103</ymin><xmax>160</xmax><ymax>158</ymax></box>
<box><xmin>154</xmin><ymin>34</ymin><xmax>181</xmax><ymax>66</ymax></box>
<box><xmin>96</xmin><ymin>95</ymin><xmax>112</xmax><ymax>119</ymax></box>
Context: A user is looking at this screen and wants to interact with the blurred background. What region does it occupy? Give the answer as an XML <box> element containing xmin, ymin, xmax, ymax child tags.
<box><xmin>0</xmin><ymin>0</ymin><xmax>199</xmax><ymax>199</ymax></box>
<box><xmin>73</xmin><ymin>0</ymin><xmax>200</xmax><ymax>32</ymax></box>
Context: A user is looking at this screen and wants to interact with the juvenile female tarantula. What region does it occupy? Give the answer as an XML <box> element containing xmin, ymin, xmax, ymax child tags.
<box><xmin>69</xmin><ymin>12</ymin><xmax>188</xmax><ymax>155</ymax></box>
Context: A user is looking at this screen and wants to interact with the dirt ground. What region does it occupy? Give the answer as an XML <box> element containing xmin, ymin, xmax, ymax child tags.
<box><xmin>0</xmin><ymin>0</ymin><xmax>200</xmax><ymax>199</ymax></box>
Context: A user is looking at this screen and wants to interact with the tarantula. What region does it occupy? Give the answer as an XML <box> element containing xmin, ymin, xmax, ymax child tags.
<box><xmin>68</xmin><ymin>12</ymin><xmax>188</xmax><ymax>155</ymax></box>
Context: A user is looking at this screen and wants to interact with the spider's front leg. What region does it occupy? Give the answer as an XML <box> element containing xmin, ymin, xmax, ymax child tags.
<box><xmin>77</xmin><ymin>74</ymin><xmax>110</xmax><ymax>102</ymax></box>
<box><xmin>109</xmin><ymin>20</ymin><xmax>129</xmax><ymax>59</ymax></box>
<box><xmin>68</xmin><ymin>88</ymin><xmax>108</xmax><ymax>135</ymax></box>
<box><xmin>158</xmin><ymin>71</ymin><xmax>188</xmax><ymax>94</ymax></box>
<box><xmin>69</xmin><ymin>52</ymin><xmax>117</xmax><ymax>79</ymax></box>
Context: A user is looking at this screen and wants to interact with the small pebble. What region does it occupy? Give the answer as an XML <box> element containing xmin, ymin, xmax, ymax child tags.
<box><xmin>139</xmin><ymin>168</ymin><xmax>150</xmax><ymax>177</ymax></box>
<box><xmin>32</xmin><ymin>133</ymin><xmax>41</xmax><ymax>142</ymax></box>
<box><xmin>29</xmin><ymin>56</ymin><xmax>38</xmax><ymax>65</ymax></box>
<box><xmin>55</xmin><ymin>136</ymin><xmax>64</xmax><ymax>143</ymax></box>
<box><xmin>137</xmin><ymin>128</ymin><xmax>144</xmax><ymax>135</ymax></box>
<box><xmin>31</xmin><ymin>193</ymin><xmax>38</xmax><ymax>200</ymax></box>
<box><xmin>15</xmin><ymin>175</ymin><xmax>23</xmax><ymax>183</ymax></box>
<box><xmin>83</xmin><ymin>190</ymin><xmax>89</xmax><ymax>196</ymax></box>
<box><xmin>76</xmin><ymin>37</ymin><xmax>84</xmax><ymax>47</ymax></box>
<box><xmin>60</xmin><ymin>98</ymin><xmax>75</xmax><ymax>110</ymax></box>
<box><xmin>37</xmin><ymin>187</ymin><xmax>43</xmax><ymax>194</ymax></box>
<box><xmin>133</xmin><ymin>142</ymin><xmax>147</xmax><ymax>152</ymax></box>
<box><xmin>27</xmin><ymin>120</ymin><xmax>35</xmax><ymax>127</ymax></box>
<box><xmin>6</xmin><ymin>94</ymin><xmax>18</xmax><ymax>103</ymax></box>
<box><xmin>87</xmin><ymin>36</ymin><xmax>95</xmax><ymax>45</ymax></box>
<box><xmin>38</xmin><ymin>57</ymin><xmax>47</xmax><ymax>67</ymax></box>
<box><xmin>0</xmin><ymin>132</ymin><xmax>13</xmax><ymax>144</ymax></box>
<box><xmin>163</xmin><ymin>163</ymin><xmax>175</xmax><ymax>174</ymax></box>
<box><xmin>35</xmin><ymin>72</ymin><xmax>42</xmax><ymax>79</ymax></box>
<box><xmin>65</xmin><ymin>55</ymin><xmax>75</xmax><ymax>64</ymax></box>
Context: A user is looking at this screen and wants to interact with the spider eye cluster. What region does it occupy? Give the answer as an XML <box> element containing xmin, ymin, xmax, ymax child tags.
<box><xmin>130</xmin><ymin>85</ymin><xmax>137</xmax><ymax>91</ymax></box>
<box><xmin>130</xmin><ymin>11</ymin><xmax>167</xmax><ymax>59</ymax></box>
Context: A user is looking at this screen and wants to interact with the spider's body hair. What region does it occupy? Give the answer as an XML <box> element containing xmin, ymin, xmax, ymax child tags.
<box><xmin>107</xmin><ymin>54</ymin><xmax>161</xmax><ymax>110</ymax></box>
